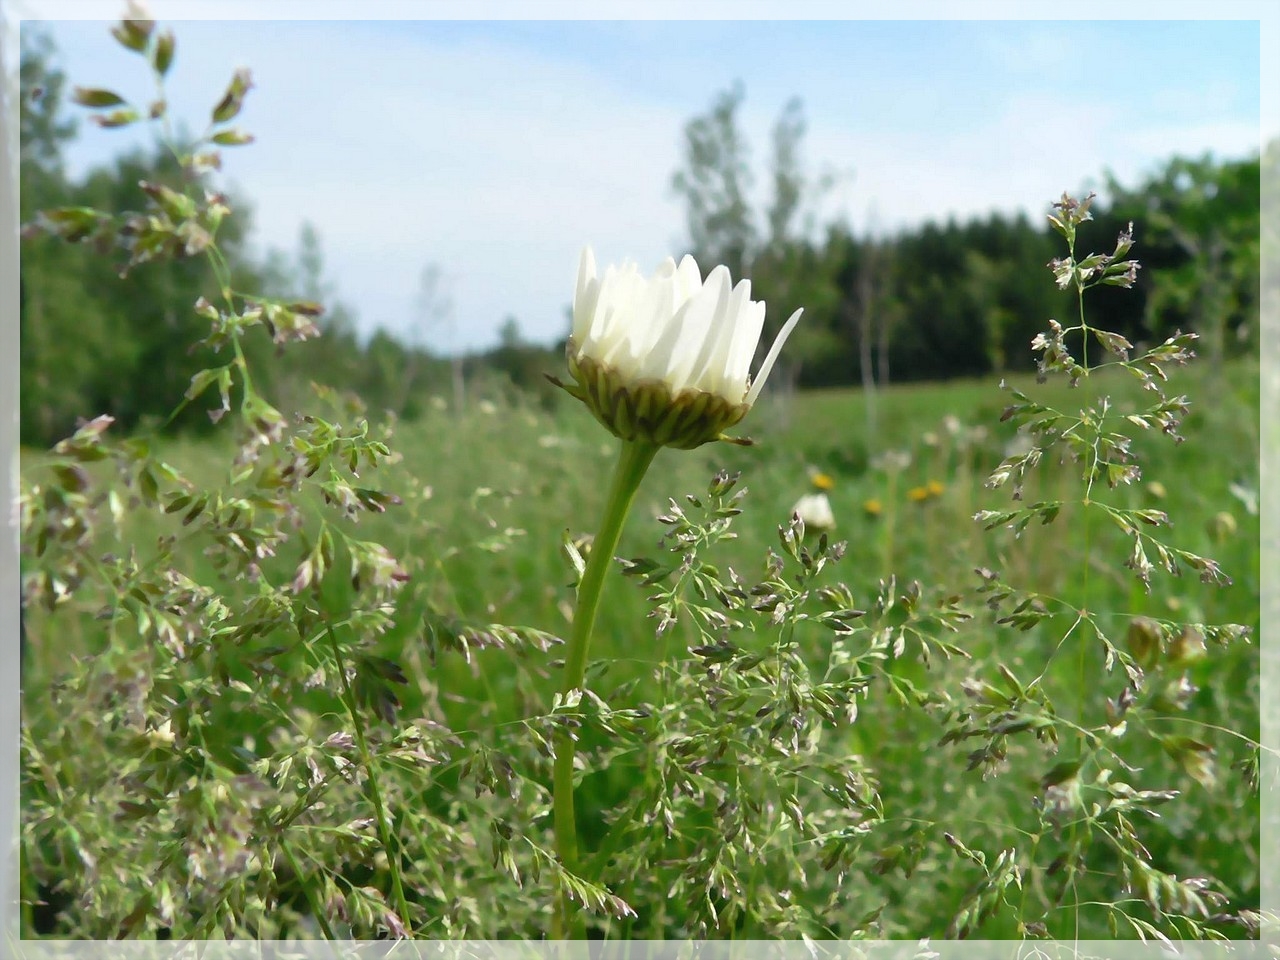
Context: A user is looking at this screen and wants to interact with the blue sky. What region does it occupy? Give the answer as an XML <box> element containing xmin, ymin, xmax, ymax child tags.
<box><xmin>18</xmin><ymin>6</ymin><xmax>1272</xmax><ymax>354</ymax></box>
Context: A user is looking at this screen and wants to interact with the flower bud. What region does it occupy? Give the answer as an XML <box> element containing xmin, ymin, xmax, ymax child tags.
<box><xmin>1167</xmin><ymin>625</ymin><xmax>1207</xmax><ymax>668</ymax></box>
<box><xmin>792</xmin><ymin>493</ymin><xmax>836</xmax><ymax>532</ymax></box>
<box><xmin>1126</xmin><ymin>616</ymin><xmax>1162</xmax><ymax>671</ymax></box>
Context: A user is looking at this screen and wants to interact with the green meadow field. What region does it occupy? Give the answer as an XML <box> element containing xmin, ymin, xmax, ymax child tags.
<box><xmin>20</xmin><ymin>358</ymin><xmax>1260</xmax><ymax>939</ymax></box>
<box><xmin>18</xmin><ymin>10</ymin><xmax>1267</xmax><ymax>942</ymax></box>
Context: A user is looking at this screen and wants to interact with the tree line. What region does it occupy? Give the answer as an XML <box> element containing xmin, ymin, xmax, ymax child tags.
<box><xmin>19</xmin><ymin>31</ymin><xmax>1263</xmax><ymax>448</ymax></box>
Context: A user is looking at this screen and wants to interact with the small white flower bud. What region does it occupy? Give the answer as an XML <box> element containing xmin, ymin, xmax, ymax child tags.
<box><xmin>792</xmin><ymin>493</ymin><xmax>836</xmax><ymax>532</ymax></box>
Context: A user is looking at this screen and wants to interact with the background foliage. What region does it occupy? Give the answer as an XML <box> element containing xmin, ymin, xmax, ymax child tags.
<box><xmin>19</xmin><ymin>29</ymin><xmax>1262</xmax><ymax>447</ymax></box>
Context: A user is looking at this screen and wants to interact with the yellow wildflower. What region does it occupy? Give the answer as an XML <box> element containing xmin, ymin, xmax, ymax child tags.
<box><xmin>809</xmin><ymin>469</ymin><xmax>835</xmax><ymax>491</ymax></box>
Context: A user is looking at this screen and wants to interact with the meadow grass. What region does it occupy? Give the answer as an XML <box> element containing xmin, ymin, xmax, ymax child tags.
<box><xmin>20</xmin><ymin>357</ymin><xmax>1260</xmax><ymax>938</ymax></box>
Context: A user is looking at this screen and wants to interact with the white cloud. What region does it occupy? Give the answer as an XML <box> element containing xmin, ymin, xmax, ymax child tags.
<box><xmin>808</xmin><ymin>87</ymin><xmax>1261</xmax><ymax>237</ymax></box>
<box><xmin>45</xmin><ymin>20</ymin><xmax>689</xmax><ymax>350</ymax></box>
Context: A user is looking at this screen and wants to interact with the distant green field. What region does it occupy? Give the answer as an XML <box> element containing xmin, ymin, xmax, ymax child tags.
<box><xmin>21</xmin><ymin>358</ymin><xmax>1260</xmax><ymax>939</ymax></box>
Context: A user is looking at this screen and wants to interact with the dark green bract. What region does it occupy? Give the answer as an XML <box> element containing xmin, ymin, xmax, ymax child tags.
<box><xmin>555</xmin><ymin>351</ymin><xmax>753</xmax><ymax>450</ymax></box>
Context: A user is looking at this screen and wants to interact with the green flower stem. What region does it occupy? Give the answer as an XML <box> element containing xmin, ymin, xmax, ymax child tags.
<box><xmin>552</xmin><ymin>438</ymin><xmax>659</xmax><ymax>938</ymax></box>
<box><xmin>280</xmin><ymin>839</ymin><xmax>337</xmax><ymax>940</ymax></box>
<box><xmin>324</xmin><ymin>620</ymin><xmax>413</xmax><ymax>936</ymax></box>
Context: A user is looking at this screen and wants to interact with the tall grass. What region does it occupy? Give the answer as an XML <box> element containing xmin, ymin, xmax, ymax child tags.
<box><xmin>21</xmin><ymin>356</ymin><xmax>1259</xmax><ymax>938</ymax></box>
<box><xmin>18</xmin><ymin>14</ymin><xmax>1260</xmax><ymax>939</ymax></box>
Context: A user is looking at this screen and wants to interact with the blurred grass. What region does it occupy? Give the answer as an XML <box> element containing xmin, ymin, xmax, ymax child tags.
<box><xmin>21</xmin><ymin>356</ymin><xmax>1260</xmax><ymax>937</ymax></box>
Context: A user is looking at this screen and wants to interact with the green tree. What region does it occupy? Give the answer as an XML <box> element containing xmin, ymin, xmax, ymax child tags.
<box><xmin>671</xmin><ymin>82</ymin><xmax>756</xmax><ymax>282</ymax></box>
<box><xmin>262</xmin><ymin>221</ymin><xmax>365</xmax><ymax>417</ymax></box>
<box><xmin>18</xmin><ymin>29</ymin><xmax>114</xmax><ymax>446</ymax></box>
<box><xmin>672</xmin><ymin>87</ymin><xmax>843</xmax><ymax>398</ymax></box>
<box><xmin>765</xmin><ymin>96</ymin><xmax>805</xmax><ymax>250</ymax></box>
<box><xmin>1105</xmin><ymin>155</ymin><xmax>1260</xmax><ymax>377</ymax></box>
<box><xmin>21</xmin><ymin>34</ymin><xmax>284</xmax><ymax>445</ymax></box>
<box><xmin>18</xmin><ymin>28</ymin><xmax>77</xmax><ymax>191</ymax></box>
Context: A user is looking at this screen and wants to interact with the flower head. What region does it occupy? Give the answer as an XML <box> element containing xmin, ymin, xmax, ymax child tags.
<box><xmin>558</xmin><ymin>247</ymin><xmax>803</xmax><ymax>449</ymax></box>
<box><xmin>906</xmin><ymin>480</ymin><xmax>946</xmax><ymax>503</ymax></box>
<box><xmin>808</xmin><ymin>467</ymin><xmax>835</xmax><ymax>491</ymax></box>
